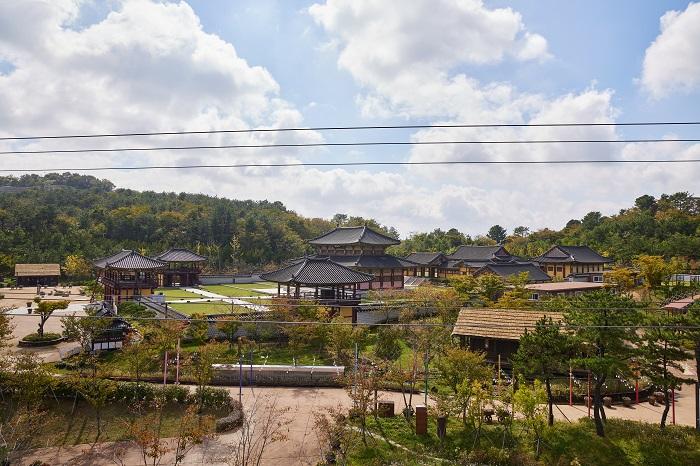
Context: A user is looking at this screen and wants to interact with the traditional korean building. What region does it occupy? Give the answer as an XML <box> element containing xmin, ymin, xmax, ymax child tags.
<box><xmin>447</xmin><ymin>245</ymin><xmax>518</xmax><ymax>273</ymax></box>
<box><xmin>308</xmin><ymin>226</ymin><xmax>413</xmax><ymax>290</ymax></box>
<box><xmin>403</xmin><ymin>252</ymin><xmax>465</xmax><ymax>279</ymax></box>
<box><xmin>93</xmin><ymin>250</ymin><xmax>167</xmax><ymax>303</ymax></box>
<box><xmin>452</xmin><ymin>308</ymin><xmax>563</xmax><ymax>365</ymax></box>
<box><xmin>261</xmin><ymin>257</ymin><xmax>374</xmax><ymax>322</ymax></box>
<box><xmin>153</xmin><ymin>248</ymin><xmax>207</xmax><ymax>287</ymax></box>
<box><xmin>534</xmin><ymin>245</ymin><xmax>612</xmax><ymax>282</ymax></box>
<box><xmin>525</xmin><ymin>281</ymin><xmax>607</xmax><ymax>301</ymax></box>
<box><xmin>14</xmin><ymin>263</ymin><xmax>61</xmax><ymax>287</ymax></box>
<box><xmin>472</xmin><ymin>262</ymin><xmax>551</xmax><ymax>283</ymax></box>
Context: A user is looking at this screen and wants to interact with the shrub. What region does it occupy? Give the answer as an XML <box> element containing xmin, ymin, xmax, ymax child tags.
<box><xmin>33</xmin><ymin>297</ymin><xmax>42</xmax><ymax>304</ymax></box>
<box><xmin>21</xmin><ymin>332</ymin><xmax>62</xmax><ymax>342</ymax></box>
<box><xmin>188</xmin><ymin>386</ymin><xmax>233</xmax><ymax>411</ymax></box>
<box><xmin>161</xmin><ymin>384</ymin><xmax>189</xmax><ymax>404</ymax></box>
<box><xmin>114</xmin><ymin>381</ymin><xmax>157</xmax><ymax>403</ymax></box>
<box><xmin>117</xmin><ymin>302</ymin><xmax>156</xmax><ymax>319</ymax></box>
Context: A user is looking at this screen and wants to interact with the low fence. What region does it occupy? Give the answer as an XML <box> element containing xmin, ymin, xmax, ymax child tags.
<box><xmin>211</xmin><ymin>364</ymin><xmax>345</xmax><ymax>387</ymax></box>
<box><xmin>200</xmin><ymin>274</ymin><xmax>262</xmax><ymax>285</ymax></box>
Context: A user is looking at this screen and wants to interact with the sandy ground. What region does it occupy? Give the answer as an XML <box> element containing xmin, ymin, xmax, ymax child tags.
<box><xmin>15</xmin><ymin>380</ymin><xmax>700</xmax><ymax>466</ymax></box>
<box><xmin>1</xmin><ymin>287</ymin><xmax>88</xmax><ymax>362</ymax></box>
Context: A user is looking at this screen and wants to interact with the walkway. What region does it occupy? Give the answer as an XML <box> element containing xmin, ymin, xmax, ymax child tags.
<box><xmin>14</xmin><ymin>383</ymin><xmax>699</xmax><ymax>465</ymax></box>
<box><xmin>182</xmin><ymin>287</ymin><xmax>269</xmax><ymax>313</ymax></box>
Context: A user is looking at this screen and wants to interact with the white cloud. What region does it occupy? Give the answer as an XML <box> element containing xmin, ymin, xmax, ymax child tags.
<box><xmin>0</xmin><ymin>0</ymin><xmax>699</xmax><ymax>239</ymax></box>
<box><xmin>642</xmin><ymin>2</ymin><xmax>700</xmax><ymax>98</ymax></box>
<box><xmin>309</xmin><ymin>0</ymin><xmax>549</xmax><ymax>115</ymax></box>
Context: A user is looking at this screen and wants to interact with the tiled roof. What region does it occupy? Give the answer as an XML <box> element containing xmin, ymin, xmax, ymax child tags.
<box><xmin>325</xmin><ymin>254</ymin><xmax>415</xmax><ymax>269</ymax></box>
<box><xmin>535</xmin><ymin>245</ymin><xmax>612</xmax><ymax>264</ymax></box>
<box><xmin>15</xmin><ymin>263</ymin><xmax>61</xmax><ymax>277</ymax></box>
<box><xmin>153</xmin><ymin>248</ymin><xmax>207</xmax><ymax>262</ymax></box>
<box><xmin>404</xmin><ymin>252</ymin><xmax>446</xmax><ymax>266</ymax></box>
<box><xmin>308</xmin><ymin>226</ymin><xmax>400</xmax><ymax>246</ymax></box>
<box><xmin>260</xmin><ymin>257</ymin><xmax>374</xmax><ymax>285</ymax></box>
<box><xmin>525</xmin><ymin>282</ymin><xmax>606</xmax><ymax>292</ymax></box>
<box><xmin>474</xmin><ymin>263</ymin><xmax>551</xmax><ymax>282</ymax></box>
<box><xmin>448</xmin><ymin>245</ymin><xmax>512</xmax><ymax>262</ymax></box>
<box><xmin>452</xmin><ymin>308</ymin><xmax>563</xmax><ymax>340</ymax></box>
<box><xmin>93</xmin><ymin>250</ymin><xmax>167</xmax><ymax>270</ymax></box>
<box><xmin>664</xmin><ymin>294</ymin><xmax>700</xmax><ymax>311</ymax></box>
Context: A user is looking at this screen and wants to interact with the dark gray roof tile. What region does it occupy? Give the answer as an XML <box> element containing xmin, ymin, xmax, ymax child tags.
<box><xmin>308</xmin><ymin>226</ymin><xmax>400</xmax><ymax>246</ymax></box>
<box><xmin>260</xmin><ymin>258</ymin><xmax>374</xmax><ymax>285</ymax></box>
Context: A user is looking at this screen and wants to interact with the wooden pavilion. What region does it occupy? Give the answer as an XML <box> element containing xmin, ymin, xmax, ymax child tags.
<box><xmin>93</xmin><ymin>250</ymin><xmax>167</xmax><ymax>304</ymax></box>
<box><xmin>452</xmin><ymin>308</ymin><xmax>563</xmax><ymax>365</ymax></box>
<box><xmin>14</xmin><ymin>263</ymin><xmax>61</xmax><ymax>287</ymax></box>
<box><xmin>153</xmin><ymin>248</ymin><xmax>207</xmax><ymax>287</ymax></box>
<box><xmin>260</xmin><ymin>257</ymin><xmax>374</xmax><ymax>302</ymax></box>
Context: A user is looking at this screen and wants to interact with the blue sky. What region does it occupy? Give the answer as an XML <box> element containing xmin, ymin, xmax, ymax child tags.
<box><xmin>0</xmin><ymin>1</ymin><xmax>699</xmax><ymax>236</ymax></box>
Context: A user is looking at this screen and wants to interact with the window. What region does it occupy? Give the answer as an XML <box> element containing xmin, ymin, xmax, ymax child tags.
<box><xmin>530</xmin><ymin>293</ymin><xmax>540</xmax><ymax>301</ymax></box>
<box><xmin>548</xmin><ymin>266</ymin><xmax>554</xmax><ymax>272</ymax></box>
<box><xmin>593</xmin><ymin>275</ymin><xmax>603</xmax><ymax>282</ymax></box>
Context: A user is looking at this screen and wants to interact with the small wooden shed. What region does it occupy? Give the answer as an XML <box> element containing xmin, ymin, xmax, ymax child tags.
<box><xmin>14</xmin><ymin>263</ymin><xmax>61</xmax><ymax>287</ymax></box>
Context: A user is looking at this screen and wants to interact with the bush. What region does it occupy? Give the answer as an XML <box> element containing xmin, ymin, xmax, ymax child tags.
<box><xmin>117</xmin><ymin>302</ymin><xmax>156</xmax><ymax>318</ymax></box>
<box><xmin>113</xmin><ymin>381</ymin><xmax>157</xmax><ymax>403</ymax></box>
<box><xmin>161</xmin><ymin>384</ymin><xmax>189</xmax><ymax>404</ymax></box>
<box><xmin>215</xmin><ymin>400</ymin><xmax>244</xmax><ymax>432</ymax></box>
<box><xmin>188</xmin><ymin>386</ymin><xmax>233</xmax><ymax>411</ymax></box>
<box><xmin>21</xmin><ymin>332</ymin><xmax>62</xmax><ymax>342</ymax></box>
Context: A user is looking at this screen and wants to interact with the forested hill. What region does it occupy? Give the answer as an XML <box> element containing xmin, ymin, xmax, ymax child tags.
<box><xmin>392</xmin><ymin>193</ymin><xmax>700</xmax><ymax>265</ymax></box>
<box><xmin>0</xmin><ymin>173</ymin><xmax>396</xmax><ymax>274</ymax></box>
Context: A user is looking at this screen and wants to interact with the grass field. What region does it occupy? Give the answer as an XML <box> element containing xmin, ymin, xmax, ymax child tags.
<box><xmin>154</xmin><ymin>287</ymin><xmax>201</xmax><ymax>299</ymax></box>
<box><xmin>8</xmin><ymin>400</ymin><xmax>220</xmax><ymax>448</ymax></box>
<box><xmin>169</xmin><ymin>300</ymin><xmax>269</xmax><ymax>315</ymax></box>
<box><xmin>348</xmin><ymin>416</ymin><xmax>700</xmax><ymax>466</ymax></box>
<box><xmin>201</xmin><ymin>284</ymin><xmax>270</xmax><ymax>297</ymax></box>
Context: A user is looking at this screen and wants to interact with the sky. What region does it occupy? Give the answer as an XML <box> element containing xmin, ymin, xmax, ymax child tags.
<box><xmin>1</xmin><ymin>0</ymin><xmax>700</xmax><ymax>237</ymax></box>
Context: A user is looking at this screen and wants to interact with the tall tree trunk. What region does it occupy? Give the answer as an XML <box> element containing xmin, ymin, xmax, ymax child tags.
<box><xmin>545</xmin><ymin>377</ymin><xmax>554</xmax><ymax>426</ymax></box>
<box><xmin>593</xmin><ymin>378</ymin><xmax>605</xmax><ymax>437</ymax></box>
<box><xmin>660</xmin><ymin>386</ymin><xmax>671</xmax><ymax>428</ymax></box>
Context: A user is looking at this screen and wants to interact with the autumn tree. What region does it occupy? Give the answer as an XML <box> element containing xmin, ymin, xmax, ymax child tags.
<box><xmin>221</xmin><ymin>396</ymin><xmax>291</xmax><ymax>466</ymax></box>
<box><xmin>64</xmin><ymin>254</ymin><xmax>93</xmax><ymax>278</ymax></box>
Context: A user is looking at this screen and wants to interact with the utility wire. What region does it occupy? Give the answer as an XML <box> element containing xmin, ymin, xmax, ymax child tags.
<box><xmin>9</xmin><ymin>312</ymin><xmax>699</xmax><ymax>329</ymax></box>
<box><xmin>4</xmin><ymin>158</ymin><xmax>700</xmax><ymax>173</ymax></box>
<box><xmin>1</xmin><ymin>138</ymin><xmax>699</xmax><ymax>156</ymax></box>
<box><xmin>1</xmin><ymin>120</ymin><xmax>699</xmax><ymax>141</ymax></box>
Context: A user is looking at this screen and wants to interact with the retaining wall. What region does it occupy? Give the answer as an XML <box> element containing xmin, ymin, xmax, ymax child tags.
<box><xmin>211</xmin><ymin>364</ymin><xmax>345</xmax><ymax>387</ymax></box>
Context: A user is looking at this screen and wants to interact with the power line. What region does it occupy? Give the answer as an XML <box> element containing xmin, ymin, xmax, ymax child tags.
<box><xmin>4</xmin><ymin>158</ymin><xmax>700</xmax><ymax>173</ymax></box>
<box><xmin>10</xmin><ymin>312</ymin><xmax>699</xmax><ymax>329</ymax></box>
<box><xmin>2</xmin><ymin>120</ymin><xmax>699</xmax><ymax>141</ymax></box>
<box><xmin>1</xmin><ymin>138</ymin><xmax>699</xmax><ymax>156</ymax></box>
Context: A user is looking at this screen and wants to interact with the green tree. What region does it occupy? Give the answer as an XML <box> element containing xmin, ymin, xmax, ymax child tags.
<box><xmin>487</xmin><ymin>225</ymin><xmax>507</xmax><ymax>244</ymax></box>
<box><xmin>35</xmin><ymin>300</ymin><xmax>69</xmax><ymax>337</ymax></box>
<box><xmin>564</xmin><ymin>291</ymin><xmax>641</xmax><ymax>437</ymax></box>
<box><xmin>434</xmin><ymin>347</ymin><xmax>491</xmax><ymax>425</ymax></box>
<box><xmin>513</xmin><ymin>379</ymin><xmax>548</xmax><ymax>458</ymax></box>
<box><xmin>513</xmin><ymin>316</ymin><xmax>573</xmax><ymax>425</ymax></box>
<box><xmin>639</xmin><ymin>313</ymin><xmax>692</xmax><ymax>428</ymax></box>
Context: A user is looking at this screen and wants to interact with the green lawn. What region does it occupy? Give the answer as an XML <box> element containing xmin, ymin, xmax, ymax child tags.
<box><xmin>169</xmin><ymin>301</ymin><xmax>256</xmax><ymax>315</ymax></box>
<box><xmin>7</xmin><ymin>399</ymin><xmax>221</xmax><ymax>448</ymax></box>
<box><xmin>348</xmin><ymin>416</ymin><xmax>700</xmax><ymax>466</ymax></box>
<box><xmin>154</xmin><ymin>287</ymin><xmax>201</xmax><ymax>299</ymax></box>
<box><xmin>201</xmin><ymin>284</ymin><xmax>269</xmax><ymax>297</ymax></box>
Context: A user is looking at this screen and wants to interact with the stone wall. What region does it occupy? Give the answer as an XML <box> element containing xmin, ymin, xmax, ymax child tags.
<box><xmin>211</xmin><ymin>364</ymin><xmax>345</xmax><ymax>387</ymax></box>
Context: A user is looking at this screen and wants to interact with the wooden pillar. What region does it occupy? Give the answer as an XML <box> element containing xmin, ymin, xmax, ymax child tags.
<box><xmin>277</xmin><ymin>282</ymin><xmax>281</xmax><ymax>297</ymax></box>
